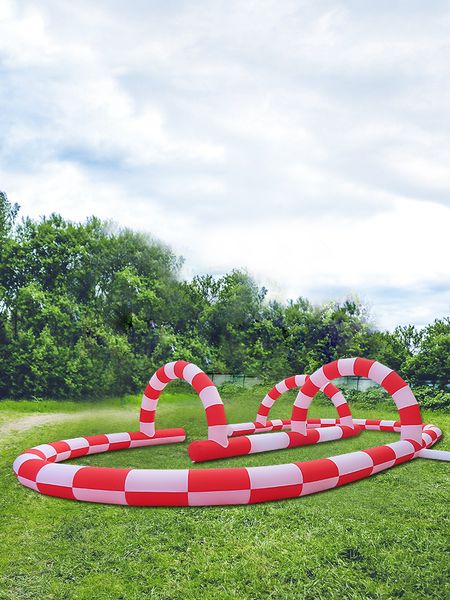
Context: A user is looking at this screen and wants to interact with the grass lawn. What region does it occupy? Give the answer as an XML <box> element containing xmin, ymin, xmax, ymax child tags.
<box><xmin>1</xmin><ymin>388</ymin><xmax>449</xmax><ymax>599</ymax></box>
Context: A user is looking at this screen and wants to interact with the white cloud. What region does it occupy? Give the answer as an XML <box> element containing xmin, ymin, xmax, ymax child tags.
<box><xmin>0</xmin><ymin>0</ymin><xmax>449</xmax><ymax>329</ymax></box>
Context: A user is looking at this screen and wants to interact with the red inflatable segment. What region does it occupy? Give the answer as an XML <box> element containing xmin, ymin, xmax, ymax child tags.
<box><xmin>188</xmin><ymin>424</ymin><xmax>361</xmax><ymax>462</ymax></box>
<box><xmin>139</xmin><ymin>360</ymin><xmax>229</xmax><ymax>447</ymax></box>
<box><xmin>291</xmin><ymin>358</ymin><xmax>423</xmax><ymax>443</ymax></box>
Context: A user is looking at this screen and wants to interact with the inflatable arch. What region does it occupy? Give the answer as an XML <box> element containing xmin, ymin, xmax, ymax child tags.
<box><xmin>12</xmin><ymin>358</ymin><xmax>448</xmax><ymax>506</ymax></box>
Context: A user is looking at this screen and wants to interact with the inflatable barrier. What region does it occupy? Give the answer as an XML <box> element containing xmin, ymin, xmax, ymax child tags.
<box><xmin>13</xmin><ymin>358</ymin><xmax>449</xmax><ymax>506</ymax></box>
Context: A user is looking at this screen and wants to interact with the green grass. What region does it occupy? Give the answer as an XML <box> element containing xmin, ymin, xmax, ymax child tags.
<box><xmin>0</xmin><ymin>390</ymin><xmax>449</xmax><ymax>599</ymax></box>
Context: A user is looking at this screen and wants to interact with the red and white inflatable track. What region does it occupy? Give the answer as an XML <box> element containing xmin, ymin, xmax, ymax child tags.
<box><xmin>13</xmin><ymin>358</ymin><xmax>449</xmax><ymax>506</ymax></box>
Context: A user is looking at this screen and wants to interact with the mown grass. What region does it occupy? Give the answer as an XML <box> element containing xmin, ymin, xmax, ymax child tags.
<box><xmin>0</xmin><ymin>389</ymin><xmax>449</xmax><ymax>599</ymax></box>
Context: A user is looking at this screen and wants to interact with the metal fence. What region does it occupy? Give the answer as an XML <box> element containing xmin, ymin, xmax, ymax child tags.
<box><xmin>207</xmin><ymin>374</ymin><xmax>261</xmax><ymax>388</ymax></box>
<box><xmin>207</xmin><ymin>374</ymin><xmax>379</xmax><ymax>391</ymax></box>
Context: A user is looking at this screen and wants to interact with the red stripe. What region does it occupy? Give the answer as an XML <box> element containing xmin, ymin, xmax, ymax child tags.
<box><xmin>284</xmin><ymin>376</ymin><xmax>298</xmax><ymax>389</ymax></box>
<box><xmin>188</xmin><ymin>467</ymin><xmax>250</xmax><ymax>492</ymax></box>
<box><xmin>258</xmin><ymin>405</ymin><xmax>270</xmax><ymax>417</ymax></box>
<box><xmin>337</xmin><ymin>404</ymin><xmax>352</xmax><ymax>418</ymax></box>
<box><xmin>300</xmin><ymin>378</ymin><xmax>320</xmax><ymax>398</ymax></box>
<box><xmin>268</xmin><ymin>388</ymin><xmax>281</xmax><ymax>400</ymax></box>
<box><xmin>323</xmin><ymin>361</ymin><xmax>340</xmax><ymax>380</ymax></box>
<box><xmin>174</xmin><ymin>360</ymin><xmax>190</xmax><ymax>378</ymax></box>
<box><xmin>139</xmin><ymin>409</ymin><xmax>156</xmax><ymax>423</ymax></box>
<box><xmin>287</xmin><ymin>429</ymin><xmax>320</xmax><ymax>446</ymax></box>
<box><xmin>17</xmin><ymin>458</ymin><xmax>46</xmax><ymax>480</ymax></box>
<box><xmin>291</xmin><ymin>406</ymin><xmax>307</xmax><ymax>421</ymax></box>
<box><xmin>83</xmin><ymin>435</ymin><xmax>109</xmax><ymax>447</ymax></box>
<box><xmin>297</xmin><ymin>458</ymin><xmax>339</xmax><ymax>482</ymax></box>
<box><xmin>108</xmin><ymin>441</ymin><xmax>131</xmax><ymax>452</ymax></box>
<box><xmin>398</xmin><ymin>405</ymin><xmax>422</xmax><ymax>425</ymax></box>
<box><xmin>340</xmin><ymin>425</ymin><xmax>359</xmax><ymax>438</ymax></box>
<box><xmin>73</xmin><ymin>467</ymin><xmax>130</xmax><ymax>491</ymax></box>
<box><xmin>362</xmin><ymin>445</ymin><xmax>396</xmax><ymax>465</ymax></box>
<box><xmin>323</xmin><ymin>383</ymin><xmax>339</xmax><ymax>398</ymax></box>
<box><xmin>250</xmin><ymin>484</ymin><xmax>302</xmax><ymax>504</ymax></box>
<box><xmin>156</xmin><ymin>366</ymin><xmax>172</xmax><ymax>384</ymax></box>
<box><xmin>47</xmin><ymin>441</ymin><xmax>71</xmax><ymax>454</ymax></box>
<box><xmin>192</xmin><ymin>372</ymin><xmax>214</xmax><ymax>394</ymax></box>
<box><xmin>205</xmin><ymin>403</ymin><xmax>227</xmax><ymax>426</ymax></box>
<box><xmin>144</xmin><ymin>385</ymin><xmax>160</xmax><ymax>400</ymax></box>
<box><xmin>382</xmin><ymin>371</ymin><xmax>408</xmax><ymax>395</ymax></box>
<box><xmin>394</xmin><ymin>452</ymin><xmax>415</xmax><ymax>466</ymax></box>
<box><xmin>337</xmin><ymin>468</ymin><xmax>373</xmax><ymax>486</ymax></box>
<box><xmin>354</xmin><ymin>357</ymin><xmax>375</xmax><ymax>378</ymax></box>
<box><xmin>188</xmin><ymin>437</ymin><xmax>251</xmax><ymax>462</ymax></box>
<box><xmin>69</xmin><ymin>447</ymin><xmax>90</xmax><ymax>458</ymax></box>
<box><xmin>126</xmin><ymin>491</ymin><xmax>188</xmax><ymax>506</ymax></box>
<box><xmin>37</xmin><ymin>483</ymin><xmax>75</xmax><ymax>499</ymax></box>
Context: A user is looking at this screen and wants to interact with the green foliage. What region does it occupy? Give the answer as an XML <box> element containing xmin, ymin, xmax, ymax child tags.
<box><xmin>0</xmin><ymin>190</ymin><xmax>448</xmax><ymax>401</ymax></box>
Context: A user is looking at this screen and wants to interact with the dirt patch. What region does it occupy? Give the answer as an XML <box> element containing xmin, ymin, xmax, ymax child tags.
<box><xmin>0</xmin><ymin>408</ymin><xmax>137</xmax><ymax>439</ymax></box>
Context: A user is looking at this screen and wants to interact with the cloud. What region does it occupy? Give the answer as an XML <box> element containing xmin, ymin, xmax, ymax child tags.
<box><xmin>0</xmin><ymin>0</ymin><xmax>449</xmax><ymax>329</ymax></box>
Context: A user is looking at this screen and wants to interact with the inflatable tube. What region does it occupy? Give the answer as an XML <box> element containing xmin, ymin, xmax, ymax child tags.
<box><xmin>12</xmin><ymin>358</ymin><xmax>447</xmax><ymax>506</ymax></box>
<box><xmin>254</xmin><ymin>375</ymin><xmax>353</xmax><ymax>428</ymax></box>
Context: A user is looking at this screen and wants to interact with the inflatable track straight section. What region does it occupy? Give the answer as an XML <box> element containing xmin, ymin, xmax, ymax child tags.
<box><xmin>13</xmin><ymin>358</ymin><xmax>448</xmax><ymax>506</ymax></box>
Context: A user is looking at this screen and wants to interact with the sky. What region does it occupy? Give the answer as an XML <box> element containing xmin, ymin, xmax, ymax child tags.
<box><xmin>0</xmin><ymin>0</ymin><xmax>449</xmax><ymax>330</ymax></box>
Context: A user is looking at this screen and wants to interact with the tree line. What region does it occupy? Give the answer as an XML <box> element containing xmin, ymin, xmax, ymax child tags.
<box><xmin>0</xmin><ymin>191</ymin><xmax>448</xmax><ymax>403</ymax></box>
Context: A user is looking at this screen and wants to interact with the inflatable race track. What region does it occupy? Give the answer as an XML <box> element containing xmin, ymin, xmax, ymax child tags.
<box><xmin>13</xmin><ymin>358</ymin><xmax>450</xmax><ymax>506</ymax></box>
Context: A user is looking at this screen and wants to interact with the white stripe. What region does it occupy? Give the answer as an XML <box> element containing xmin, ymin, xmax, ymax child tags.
<box><xmin>417</xmin><ymin>449</ymin><xmax>450</xmax><ymax>461</ymax></box>
<box><xmin>36</xmin><ymin>463</ymin><xmax>82</xmax><ymax>487</ymax></box>
<box><xmin>149</xmin><ymin>373</ymin><xmax>166</xmax><ymax>391</ymax></box>
<box><xmin>140</xmin><ymin>422</ymin><xmax>155</xmax><ymax>437</ymax></box>
<box><xmin>400</xmin><ymin>425</ymin><xmax>423</xmax><ymax>443</ymax></box>
<box><xmin>199</xmin><ymin>385</ymin><xmax>222</xmax><ymax>409</ymax></box>
<box><xmin>207</xmin><ymin>425</ymin><xmax>229</xmax><ymax>447</ymax></box>
<box><xmin>247</xmin><ymin>463</ymin><xmax>302</xmax><ymax>489</ymax></box>
<box><xmin>261</xmin><ymin>394</ymin><xmax>274</xmax><ymax>408</ymax></box>
<box><xmin>17</xmin><ymin>476</ymin><xmax>39</xmax><ymax>491</ymax></box>
<box><xmin>73</xmin><ymin>489</ymin><xmax>127</xmax><ymax>504</ymax></box>
<box><xmin>337</xmin><ymin>358</ymin><xmax>356</xmax><ymax>377</ymax></box>
<box><xmin>317</xmin><ymin>426</ymin><xmax>343</xmax><ymax>443</ymax></box>
<box><xmin>164</xmin><ymin>361</ymin><xmax>177</xmax><ymax>379</ymax></box>
<box><xmin>32</xmin><ymin>444</ymin><xmax>58</xmax><ymax>459</ymax></box>
<box><xmin>309</xmin><ymin>367</ymin><xmax>329</xmax><ymax>388</ymax></box>
<box><xmin>295</xmin><ymin>374</ymin><xmax>307</xmax><ymax>386</ymax></box>
<box><xmin>129</xmin><ymin>435</ymin><xmax>185</xmax><ymax>448</ymax></box>
<box><xmin>386</xmin><ymin>440</ymin><xmax>416</xmax><ymax>459</ymax></box>
<box><xmin>331</xmin><ymin>391</ymin><xmax>347</xmax><ymax>407</ymax></box>
<box><xmin>368</xmin><ymin>361</ymin><xmax>393</xmax><ymax>386</ymax></box>
<box><xmin>249</xmin><ymin>432</ymin><xmax>290</xmax><ymax>453</ymax></box>
<box><xmin>275</xmin><ymin>380</ymin><xmax>289</xmax><ymax>394</ymax></box>
<box><xmin>392</xmin><ymin>386</ymin><xmax>417</xmax><ymax>409</ymax></box>
<box><xmin>64</xmin><ymin>437</ymin><xmax>90</xmax><ymax>451</ymax></box>
<box><xmin>125</xmin><ymin>469</ymin><xmax>189</xmax><ymax>492</ymax></box>
<box><xmin>106</xmin><ymin>432</ymin><xmax>131</xmax><ymax>444</ymax></box>
<box><xmin>301</xmin><ymin>477</ymin><xmax>339</xmax><ymax>496</ymax></box>
<box><xmin>291</xmin><ymin>420</ymin><xmax>307</xmax><ymax>435</ymax></box>
<box><xmin>141</xmin><ymin>395</ymin><xmax>158</xmax><ymax>411</ymax></box>
<box><xmin>294</xmin><ymin>391</ymin><xmax>312</xmax><ymax>409</ymax></box>
<box><xmin>188</xmin><ymin>490</ymin><xmax>250</xmax><ymax>506</ymax></box>
<box><xmin>339</xmin><ymin>416</ymin><xmax>354</xmax><ymax>427</ymax></box>
<box><xmin>329</xmin><ymin>451</ymin><xmax>373</xmax><ymax>475</ymax></box>
<box><xmin>182</xmin><ymin>363</ymin><xmax>203</xmax><ymax>384</ymax></box>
